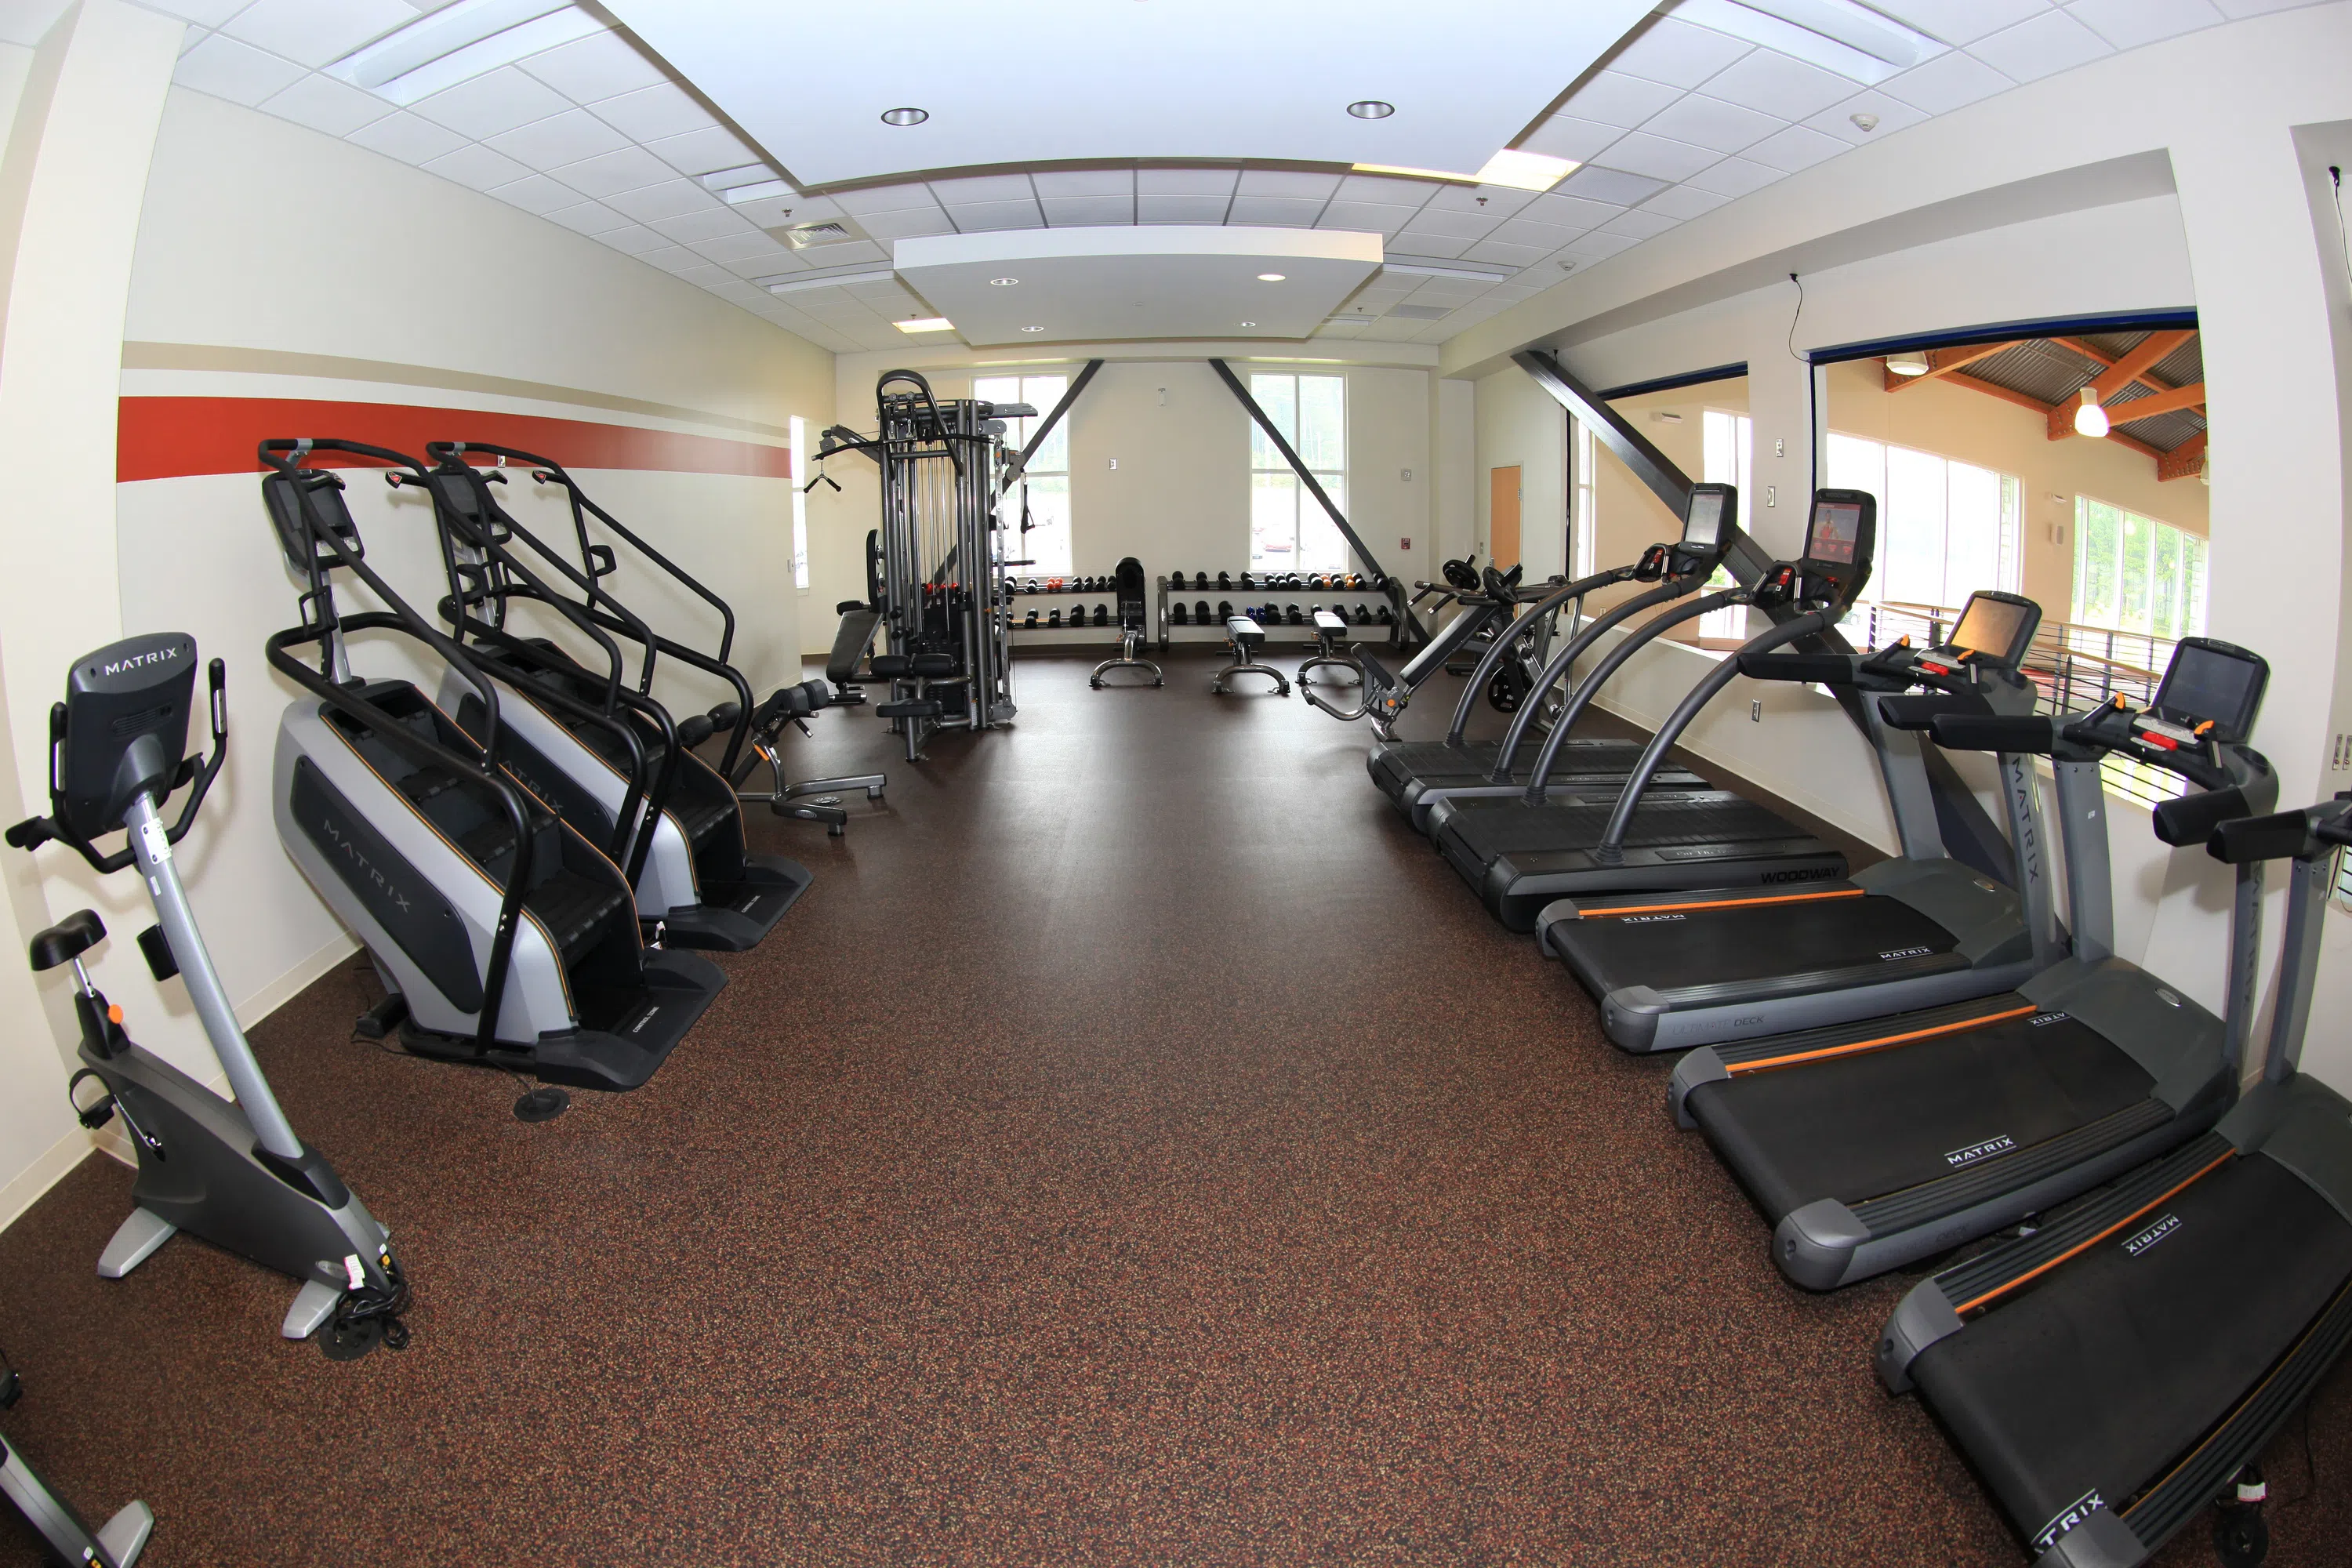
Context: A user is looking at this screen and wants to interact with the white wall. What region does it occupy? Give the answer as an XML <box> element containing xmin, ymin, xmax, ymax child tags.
<box><xmin>1472</xmin><ymin>364</ymin><xmax>1567</xmax><ymax>580</ymax></box>
<box><xmin>0</xmin><ymin>48</ymin><xmax>835</xmax><ymax>1229</ymax></box>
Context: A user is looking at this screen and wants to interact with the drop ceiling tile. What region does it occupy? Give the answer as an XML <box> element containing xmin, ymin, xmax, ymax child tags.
<box><xmin>648</xmin><ymin>205</ymin><xmax>755</xmax><ymax>244</ymax></box>
<box><xmin>1682</xmin><ymin>156</ymin><xmax>1785</xmax><ymax>197</ymax></box>
<box><xmin>541</xmin><ymin>198</ymin><xmax>631</xmax><ymax>234</ymax></box>
<box><xmin>1520</xmin><ymin>113</ymin><xmax>1624</xmax><ymax>163</ymax></box>
<box><xmin>833</xmin><ymin>183</ymin><xmax>942</xmax><ymax>216</ymax></box>
<box><xmin>947</xmin><ymin>198</ymin><xmax>1044</xmax><ymax>231</ymax></box>
<box><xmin>857</xmin><ymin>206</ymin><xmax>956</xmax><ymax>239</ymax></box>
<box><xmin>1136</xmin><ymin>194</ymin><xmax>1228</xmax><ymax>222</ymax></box>
<box><xmin>1561</xmin><ymin>230</ymin><xmax>1642</xmax><ymax>261</ymax></box>
<box><xmin>1639</xmin><ymin>94</ymin><xmax>1782</xmax><ymax>154</ymax></box>
<box><xmin>484</xmin><ymin>107</ymin><xmax>630</xmax><ymax>169</ymax></box>
<box><xmin>413</xmin><ymin>67</ymin><xmax>575</xmax><ymax>140</ymax></box>
<box><xmin>1741</xmin><ymin>125</ymin><xmax>1849</xmax><ymax>172</ymax></box>
<box><xmin>1553</xmin><ymin>164</ymin><xmax>1668</xmax><ymax>205</ymax></box>
<box><xmin>1600</xmin><ymin>207</ymin><xmax>1682</xmax><ymax>239</ymax></box>
<box><xmin>1864</xmin><ymin>0</ymin><xmax>2052</xmax><ymax>45</ymax></box>
<box><xmin>485</xmin><ymin>172</ymin><xmax>580</xmax><ymax>214</ymax></box>
<box><xmin>691</xmin><ymin>230</ymin><xmax>791</xmax><ymax>263</ymax></box>
<box><xmin>930</xmin><ymin>173</ymin><xmax>1036</xmax><ymax>204</ymax></box>
<box><xmin>347</xmin><ymin>110</ymin><xmax>469</xmax><ymax>165</ymax></box>
<box><xmin>2066</xmin><ymin>0</ymin><xmax>2223</xmax><ymax>45</ymax></box>
<box><xmin>2212</xmin><ymin>0</ymin><xmax>2333</xmax><ymax>13</ymax></box>
<box><xmin>129</xmin><ymin>0</ymin><xmax>248</xmax><ymax>23</ymax></box>
<box><xmin>1040</xmin><ymin>194</ymin><xmax>1134</xmax><ymax>226</ymax></box>
<box><xmin>1226</xmin><ymin>195</ymin><xmax>1327</xmax><ymax>225</ymax></box>
<box><xmin>601</xmin><ymin>83</ymin><xmax>722</xmax><ymax>143</ymax></box>
<box><xmin>1461</xmin><ymin>239</ymin><xmax>1552</xmax><ymax>266</ymax></box>
<box><xmin>1319</xmin><ymin>201</ymin><xmax>1421</xmax><ymax>234</ymax></box>
<box><xmin>519</xmin><ymin>30</ymin><xmax>671</xmax><ymax>104</ymax></box>
<box><xmin>1032</xmin><ymin>169</ymin><xmax>1132</xmax><ymax>198</ymax></box>
<box><xmin>636</xmin><ymin>245</ymin><xmax>700</xmax><ymax>274</ymax></box>
<box><xmin>1522</xmin><ymin>191</ymin><xmax>1627</xmax><ymax>227</ymax></box>
<box><xmin>1608</xmin><ymin>15</ymin><xmax>1753</xmax><ymax>86</ymax></box>
<box><xmin>1137</xmin><ymin>168</ymin><xmax>1240</xmax><ymax>196</ymax></box>
<box><xmin>1802</xmin><ymin>89</ymin><xmax>1930</xmax><ymax>145</ymax></box>
<box><xmin>1488</xmin><ymin>218</ymin><xmax>1581</xmax><ymax>249</ymax></box>
<box><xmin>1555</xmin><ymin>70</ymin><xmax>1682</xmax><ymax>129</ymax></box>
<box><xmin>258</xmin><ymin>72</ymin><xmax>392</xmax><ymax>137</ymax></box>
<box><xmin>1388</xmin><ymin>230</ymin><xmax>1474</xmax><ymax>259</ymax></box>
<box><xmin>719</xmin><ymin>251</ymin><xmax>794</xmax><ymax>279</ymax></box>
<box><xmin>1332</xmin><ymin>174</ymin><xmax>1436</xmax><ymax>205</ymax></box>
<box><xmin>1878</xmin><ymin>50</ymin><xmax>2013</xmax><ymax>112</ymax></box>
<box><xmin>422</xmin><ymin>142</ymin><xmax>531</xmax><ymax>192</ymax></box>
<box><xmin>1700</xmin><ymin>49</ymin><xmax>1860</xmax><ymax>120</ymax></box>
<box><xmin>597</xmin><ymin>224</ymin><xmax>670</xmax><ymax>254</ymax></box>
<box><xmin>1967</xmin><ymin>7</ymin><xmax>2113</xmax><ymax>78</ymax></box>
<box><xmin>1423</xmin><ymin>183</ymin><xmax>1538</xmax><ymax>218</ymax></box>
<box><xmin>648</xmin><ymin>125</ymin><xmax>757</xmax><ymax>176</ymax></box>
<box><xmin>551</xmin><ymin>145</ymin><xmax>681</xmax><ymax>198</ymax></box>
<box><xmin>1235</xmin><ymin>169</ymin><xmax>1342</xmax><ymax>198</ymax></box>
<box><xmin>218</xmin><ymin>0</ymin><xmax>412</xmax><ymax>69</ymax></box>
<box><xmin>1642</xmin><ymin>183</ymin><xmax>1731</xmax><ymax>220</ymax></box>
<box><xmin>603</xmin><ymin>178</ymin><xmax>723</xmax><ymax>223</ymax></box>
<box><xmin>173</xmin><ymin>34</ymin><xmax>307</xmax><ymax>106</ymax></box>
<box><xmin>1589</xmin><ymin>132</ymin><xmax>1719</xmax><ymax>182</ymax></box>
<box><xmin>1396</xmin><ymin>205</ymin><xmax>1502</xmax><ymax>241</ymax></box>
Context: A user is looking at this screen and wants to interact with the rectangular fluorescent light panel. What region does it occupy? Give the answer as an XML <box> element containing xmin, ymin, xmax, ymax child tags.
<box><xmin>767</xmin><ymin>270</ymin><xmax>896</xmax><ymax>294</ymax></box>
<box><xmin>328</xmin><ymin>0</ymin><xmax>601</xmax><ymax>105</ymax></box>
<box><xmin>1382</xmin><ymin>261</ymin><xmax>1512</xmax><ymax>281</ymax></box>
<box><xmin>1352</xmin><ymin>151</ymin><xmax>1577</xmax><ymax>193</ymax></box>
<box><xmin>895</xmin><ymin>318</ymin><xmax>956</xmax><ymax>334</ymax></box>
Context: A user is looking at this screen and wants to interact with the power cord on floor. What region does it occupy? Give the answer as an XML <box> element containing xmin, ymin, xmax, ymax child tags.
<box><xmin>345</xmin><ymin>958</ymin><xmax>564</xmax><ymax>1122</ymax></box>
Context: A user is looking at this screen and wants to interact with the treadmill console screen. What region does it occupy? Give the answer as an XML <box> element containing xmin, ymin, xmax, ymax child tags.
<box><xmin>2150</xmin><ymin>637</ymin><xmax>2268</xmax><ymax>744</ymax></box>
<box><xmin>1806</xmin><ymin>499</ymin><xmax>1864</xmax><ymax>564</ymax></box>
<box><xmin>1683</xmin><ymin>486</ymin><xmax>1728</xmax><ymax>548</ymax></box>
<box><xmin>1949</xmin><ymin>593</ymin><xmax>2038</xmax><ymax>664</ymax></box>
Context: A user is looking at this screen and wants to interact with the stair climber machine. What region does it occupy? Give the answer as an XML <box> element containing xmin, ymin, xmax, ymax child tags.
<box><xmin>3</xmin><ymin>1347</ymin><xmax>154</xmax><ymax>1568</ymax></box>
<box><xmin>1307</xmin><ymin>557</ymin><xmax>1531</xmax><ymax>737</ymax></box>
<box><xmin>5</xmin><ymin>633</ymin><xmax>410</xmax><ymax>1352</ymax></box>
<box><xmin>1544</xmin><ymin>589</ymin><xmax>2053</xmax><ymax>1054</ymax></box>
<box><xmin>1369</xmin><ymin>482</ymin><xmax>1734</xmax><ymax>833</ymax></box>
<box><xmin>260</xmin><ymin>441</ymin><xmax>727</xmax><ymax>1102</ymax></box>
<box><xmin>409</xmin><ymin>446</ymin><xmax>814</xmax><ymax>948</ymax></box>
<box><xmin>1877</xmin><ymin>782</ymin><xmax>2352</xmax><ymax>1568</ymax></box>
<box><xmin>1422</xmin><ymin>490</ymin><xmax>1878</xmax><ymax>931</ymax></box>
<box><xmin>817</xmin><ymin>370</ymin><xmax>1025</xmax><ymax>762</ymax></box>
<box><xmin>1670</xmin><ymin>636</ymin><xmax>2274</xmax><ymax>1293</ymax></box>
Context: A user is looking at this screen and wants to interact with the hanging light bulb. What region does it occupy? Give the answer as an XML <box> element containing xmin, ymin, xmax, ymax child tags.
<box><xmin>1885</xmin><ymin>350</ymin><xmax>1930</xmax><ymax>376</ymax></box>
<box><xmin>2073</xmin><ymin>387</ymin><xmax>2109</xmax><ymax>438</ymax></box>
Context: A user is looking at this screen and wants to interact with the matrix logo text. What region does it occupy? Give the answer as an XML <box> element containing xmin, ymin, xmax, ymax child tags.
<box><xmin>1944</xmin><ymin>1135</ymin><xmax>2015</xmax><ymax>1168</ymax></box>
<box><xmin>2124</xmin><ymin>1214</ymin><xmax>2180</xmax><ymax>1257</ymax></box>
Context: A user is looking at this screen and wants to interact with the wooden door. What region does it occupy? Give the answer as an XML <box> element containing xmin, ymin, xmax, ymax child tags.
<box><xmin>1490</xmin><ymin>465</ymin><xmax>1522</xmax><ymax>570</ymax></box>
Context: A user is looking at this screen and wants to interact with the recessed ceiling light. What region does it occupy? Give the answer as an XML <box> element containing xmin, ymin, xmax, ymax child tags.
<box><xmin>880</xmin><ymin>107</ymin><xmax>928</xmax><ymax>126</ymax></box>
<box><xmin>1474</xmin><ymin>149</ymin><xmax>1577</xmax><ymax>191</ymax></box>
<box><xmin>1258</xmin><ymin>273</ymin><xmax>1286</xmax><ymax>282</ymax></box>
<box><xmin>1348</xmin><ymin>100</ymin><xmax>1396</xmax><ymax>119</ymax></box>
<box><xmin>1021</xmin><ymin>325</ymin><xmax>1045</xmax><ymax>332</ymax></box>
<box><xmin>989</xmin><ymin>277</ymin><xmax>1018</xmax><ymax>286</ymax></box>
<box><xmin>896</xmin><ymin>317</ymin><xmax>954</xmax><ymax>333</ymax></box>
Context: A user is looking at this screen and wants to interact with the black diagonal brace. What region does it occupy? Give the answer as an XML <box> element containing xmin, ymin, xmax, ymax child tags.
<box><xmin>997</xmin><ymin>358</ymin><xmax>1103</xmax><ymax>495</ymax></box>
<box><xmin>1209</xmin><ymin>358</ymin><xmax>1428</xmax><ymax>644</ymax></box>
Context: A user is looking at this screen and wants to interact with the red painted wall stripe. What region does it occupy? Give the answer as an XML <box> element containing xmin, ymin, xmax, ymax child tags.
<box><xmin>117</xmin><ymin>396</ymin><xmax>793</xmax><ymax>483</ymax></box>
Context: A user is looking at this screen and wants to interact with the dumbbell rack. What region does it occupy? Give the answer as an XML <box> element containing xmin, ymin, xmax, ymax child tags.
<box><xmin>1005</xmin><ymin>580</ymin><xmax>1123</xmax><ymax>638</ymax></box>
<box><xmin>1154</xmin><ymin>576</ymin><xmax>1406</xmax><ymax>652</ymax></box>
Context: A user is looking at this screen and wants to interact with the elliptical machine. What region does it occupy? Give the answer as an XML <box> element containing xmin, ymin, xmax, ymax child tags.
<box><xmin>5</xmin><ymin>633</ymin><xmax>408</xmax><ymax>1352</ymax></box>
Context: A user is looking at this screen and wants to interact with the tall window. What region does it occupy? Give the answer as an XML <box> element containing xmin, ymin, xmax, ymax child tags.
<box><xmin>975</xmin><ymin>373</ymin><xmax>1071</xmax><ymax>576</ymax></box>
<box><xmin>788</xmin><ymin>416</ymin><xmax>810</xmax><ymax>592</ymax></box>
<box><xmin>1570</xmin><ymin>418</ymin><xmax>1597</xmax><ymax>580</ymax></box>
<box><xmin>2072</xmin><ymin>496</ymin><xmax>2206</xmax><ymax>639</ymax></box>
<box><xmin>1698</xmin><ymin>410</ymin><xmax>1752</xmax><ymax>642</ymax></box>
<box><xmin>1249</xmin><ymin>372</ymin><xmax>1348</xmax><ymax>574</ymax></box>
<box><xmin>1826</xmin><ymin>432</ymin><xmax>2020</xmax><ymax>608</ymax></box>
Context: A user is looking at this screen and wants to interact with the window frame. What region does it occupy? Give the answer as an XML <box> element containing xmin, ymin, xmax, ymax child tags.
<box><xmin>976</xmin><ymin>372</ymin><xmax>1073</xmax><ymax>576</ymax></box>
<box><xmin>1247</xmin><ymin>370</ymin><xmax>1348</xmax><ymax>575</ymax></box>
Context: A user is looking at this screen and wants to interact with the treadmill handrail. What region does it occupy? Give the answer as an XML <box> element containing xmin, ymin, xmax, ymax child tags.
<box><xmin>1521</xmin><ymin>586</ymin><xmax>1740</xmax><ymax>799</ymax></box>
<box><xmin>1444</xmin><ymin>564</ymin><xmax>1632</xmax><ymax>744</ymax></box>
<box><xmin>1489</xmin><ymin>571</ymin><xmax>1710</xmax><ymax>783</ymax></box>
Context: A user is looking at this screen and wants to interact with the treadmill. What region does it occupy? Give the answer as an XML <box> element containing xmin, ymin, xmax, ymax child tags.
<box><xmin>1668</xmin><ymin>637</ymin><xmax>2275</xmax><ymax>1290</ymax></box>
<box><xmin>1542</xmin><ymin>590</ymin><xmax>2056</xmax><ymax>1053</ymax></box>
<box><xmin>1878</xmin><ymin>786</ymin><xmax>2352</xmax><ymax>1568</ymax></box>
<box><xmin>1423</xmin><ymin>489</ymin><xmax>1877</xmax><ymax>932</ymax></box>
<box><xmin>1367</xmin><ymin>484</ymin><xmax>1730</xmax><ymax>833</ymax></box>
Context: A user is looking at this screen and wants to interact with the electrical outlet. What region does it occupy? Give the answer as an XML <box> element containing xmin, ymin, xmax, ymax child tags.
<box><xmin>1773</xmin><ymin>438</ymin><xmax>1785</xmax><ymax>457</ymax></box>
<box><xmin>1751</xmin><ymin>699</ymin><xmax>1762</xmax><ymax>722</ymax></box>
<box><xmin>1766</xmin><ymin>485</ymin><xmax>1776</xmax><ymax>507</ymax></box>
<box><xmin>1108</xmin><ymin>457</ymin><xmax>1117</xmax><ymax>470</ymax></box>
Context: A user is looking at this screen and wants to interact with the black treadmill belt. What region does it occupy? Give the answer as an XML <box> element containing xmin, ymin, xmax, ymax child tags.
<box><xmin>1379</xmin><ymin>738</ymin><xmax>1650</xmax><ymax>777</ymax></box>
<box><xmin>1913</xmin><ymin>1156</ymin><xmax>2352</xmax><ymax>1552</ymax></box>
<box><xmin>1447</xmin><ymin>793</ymin><xmax>1800</xmax><ymax>861</ymax></box>
<box><xmin>1690</xmin><ymin>1016</ymin><xmax>2154</xmax><ymax>1219</ymax></box>
<box><xmin>1565</xmin><ymin>895</ymin><xmax>1954</xmax><ymax>994</ymax></box>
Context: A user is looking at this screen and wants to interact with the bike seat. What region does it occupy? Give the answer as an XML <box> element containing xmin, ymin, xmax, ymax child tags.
<box><xmin>30</xmin><ymin>908</ymin><xmax>104</xmax><ymax>972</ymax></box>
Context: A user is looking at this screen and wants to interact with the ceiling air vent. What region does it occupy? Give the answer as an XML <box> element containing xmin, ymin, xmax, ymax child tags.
<box><xmin>1388</xmin><ymin>304</ymin><xmax>1451</xmax><ymax>320</ymax></box>
<box><xmin>776</xmin><ymin>220</ymin><xmax>859</xmax><ymax>249</ymax></box>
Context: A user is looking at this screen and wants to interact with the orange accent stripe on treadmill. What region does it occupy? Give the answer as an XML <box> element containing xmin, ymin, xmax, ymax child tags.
<box><xmin>1576</xmin><ymin>887</ymin><xmax>1867</xmax><ymax>918</ymax></box>
<box><xmin>116</xmin><ymin>396</ymin><xmax>791</xmax><ymax>483</ymax></box>
<box><xmin>1956</xmin><ymin>1148</ymin><xmax>2236</xmax><ymax>1316</ymax></box>
<box><xmin>1726</xmin><ymin>1004</ymin><xmax>2039</xmax><ymax>1076</ymax></box>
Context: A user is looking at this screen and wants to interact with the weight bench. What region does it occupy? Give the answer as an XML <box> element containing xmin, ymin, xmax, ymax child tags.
<box><xmin>1298</xmin><ymin>609</ymin><xmax>1363</xmax><ymax>689</ymax></box>
<box><xmin>1091</xmin><ymin>556</ymin><xmax>1163</xmax><ymax>689</ymax></box>
<box><xmin>1212</xmin><ymin>615</ymin><xmax>1290</xmax><ymax>696</ymax></box>
<box><xmin>825</xmin><ymin>601</ymin><xmax>880</xmax><ymax>705</ymax></box>
<box><xmin>872</xmin><ymin>648</ymin><xmax>963</xmax><ymax>761</ymax></box>
<box><xmin>717</xmin><ymin>680</ymin><xmax>887</xmax><ymax>836</ymax></box>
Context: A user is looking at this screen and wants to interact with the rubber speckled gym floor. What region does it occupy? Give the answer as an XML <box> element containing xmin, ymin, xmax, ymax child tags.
<box><xmin>3</xmin><ymin>648</ymin><xmax>2347</xmax><ymax>1566</ymax></box>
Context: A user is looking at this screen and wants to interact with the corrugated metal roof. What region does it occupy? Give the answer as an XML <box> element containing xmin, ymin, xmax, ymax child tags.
<box><xmin>1931</xmin><ymin>330</ymin><xmax>2202</xmax><ymax>454</ymax></box>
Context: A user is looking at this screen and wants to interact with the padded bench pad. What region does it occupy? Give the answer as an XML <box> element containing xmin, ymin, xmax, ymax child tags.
<box><xmin>1226</xmin><ymin>615</ymin><xmax>1265</xmax><ymax>649</ymax></box>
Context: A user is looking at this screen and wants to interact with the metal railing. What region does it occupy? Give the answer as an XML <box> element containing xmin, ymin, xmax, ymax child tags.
<box><xmin>1847</xmin><ymin>598</ymin><xmax>2187</xmax><ymax>808</ymax></box>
